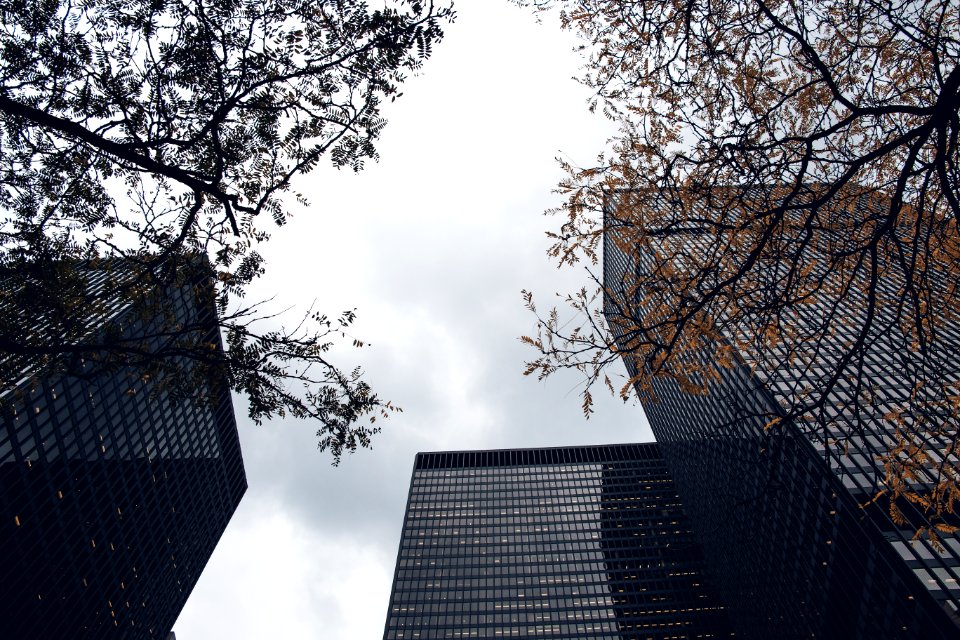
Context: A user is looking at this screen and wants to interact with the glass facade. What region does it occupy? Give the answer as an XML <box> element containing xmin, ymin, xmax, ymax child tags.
<box><xmin>383</xmin><ymin>443</ymin><xmax>734</xmax><ymax>640</ymax></box>
<box><xmin>602</xmin><ymin>192</ymin><xmax>960</xmax><ymax>638</ymax></box>
<box><xmin>0</xmin><ymin>269</ymin><xmax>246</xmax><ymax>638</ymax></box>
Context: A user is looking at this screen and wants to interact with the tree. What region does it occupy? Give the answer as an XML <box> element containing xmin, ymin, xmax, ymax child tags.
<box><xmin>0</xmin><ymin>0</ymin><xmax>453</xmax><ymax>463</ymax></box>
<box><xmin>517</xmin><ymin>0</ymin><xmax>960</xmax><ymax>544</ymax></box>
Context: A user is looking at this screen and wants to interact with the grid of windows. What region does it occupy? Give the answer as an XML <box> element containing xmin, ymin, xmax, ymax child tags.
<box><xmin>602</xmin><ymin>192</ymin><xmax>959</xmax><ymax>638</ymax></box>
<box><xmin>0</xmin><ymin>269</ymin><xmax>246</xmax><ymax>638</ymax></box>
<box><xmin>383</xmin><ymin>443</ymin><xmax>734</xmax><ymax>640</ymax></box>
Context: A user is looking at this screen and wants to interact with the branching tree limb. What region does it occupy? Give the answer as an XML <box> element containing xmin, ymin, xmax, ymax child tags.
<box><xmin>0</xmin><ymin>0</ymin><xmax>453</xmax><ymax>463</ymax></box>
<box><xmin>517</xmin><ymin>0</ymin><xmax>960</xmax><ymax>544</ymax></box>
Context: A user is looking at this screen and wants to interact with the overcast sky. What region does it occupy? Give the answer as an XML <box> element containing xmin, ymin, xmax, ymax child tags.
<box><xmin>173</xmin><ymin>2</ymin><xmax>652</xmax><ymax>637</ymax></box>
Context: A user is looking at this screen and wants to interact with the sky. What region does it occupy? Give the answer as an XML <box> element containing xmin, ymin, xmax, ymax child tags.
<box><xmin>173</xmin><ymin>2</ymin><xmax>653</xmax><ymax>637</ymax></box>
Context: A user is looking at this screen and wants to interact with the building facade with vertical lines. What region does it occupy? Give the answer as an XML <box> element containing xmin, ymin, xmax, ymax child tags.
<box><xmin>602</xmin><ymin>189</ymin><xmax>960</xmax><ymax>638</ymax></box>
<box><xmin>383</xmin><ymin>443</ymin><xmax>734</xmax><ymax>640</ymax></box>
<box><xmin>0</xmin><ymin>265</ymin><xmax>247</xmax><ymax>638</ymax></box>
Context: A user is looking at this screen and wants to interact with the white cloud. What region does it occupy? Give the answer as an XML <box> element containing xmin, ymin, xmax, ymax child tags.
<box><xmin>175</xmin><ymin>500</ymin><xmax>396</xmax><ymax>638</ymax></box>
<box><xmin>174</xmin><ymin>3</ymin><xmax>653</xmax><ymax>639</ymax></box>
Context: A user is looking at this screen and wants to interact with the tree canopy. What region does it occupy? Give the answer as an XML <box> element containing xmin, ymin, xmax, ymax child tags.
<box><xmin>0</xmin><ymin>0</ymin><xmax>453</xmax><ymax>463</ymax></box>
<box><xmin>518</xmin><ymin>0</ymin><xmax>960</xmax><ymax>543</ymax></box>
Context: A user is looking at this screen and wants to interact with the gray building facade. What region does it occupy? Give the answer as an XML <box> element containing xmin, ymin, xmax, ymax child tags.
<box><xmin>383</xmin><ymin>443</ymin><xmax>734</xmax><ymax>640</ymax></box>
<box><xmin>603</xmin><ymin>189</ymin><xmax>960</xmax><ymax>637</ymax></box>
<box><xmin>0</xmin><ymin>265</ymin><xmax>246</xmax><ymax>638</ymax></box>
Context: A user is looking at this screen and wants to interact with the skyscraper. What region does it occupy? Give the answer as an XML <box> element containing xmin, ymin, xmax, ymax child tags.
<box><xmin>383</xmin><ymin>443</ymin><xmax>734</xmax><ymax>640</ymax></box>
<box><xmin>0</xmin><ymin>263</ymin><xmax>246</xmax><ymax>638</ymax></box>
<box><xmin>603</xmin><ymin>189</ymin><xmax>960</xmax><ymax>637</ymax></box>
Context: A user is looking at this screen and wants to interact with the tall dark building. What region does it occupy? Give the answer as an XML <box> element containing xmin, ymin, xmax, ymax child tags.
<box><xmin>603</xmin><ymin>190</ymin><xmax>960</xmax><ymax>638</ymax></box>
<box><xmin>383</xmin><ymin>443</ymin><xmax>734</xmax><ymax>640</ymax></box>
<box><xmin>0</xmin><ymin>265</ymin><xmax>247</xmax><ymax>638</ymax></box>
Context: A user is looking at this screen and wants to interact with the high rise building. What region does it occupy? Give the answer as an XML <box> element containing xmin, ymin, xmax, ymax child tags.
<box><xmin>603</xmin><ymin>189</ymin><xmax>960</xmax><ymax>637</ymax></box>
<box><xmin>382</xmin><ymin>443</ymin><xmax>734</xmax><ymax>640</ymax></box>
<box><xmin>0</xmin><ymin>264</ymin><xmax>247</xmax><ymax>638</ymax></box>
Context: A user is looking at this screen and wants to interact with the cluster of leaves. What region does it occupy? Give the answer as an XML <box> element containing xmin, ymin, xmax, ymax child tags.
<box><xmin>517</xmin><ymin>0</ymin><xmax>960</xmax><ymax>544</ymax></box>
<box><xmin>0</xmin><ymin>0</ymin><xmax>451</xmax><ymax>462</ymax></box>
